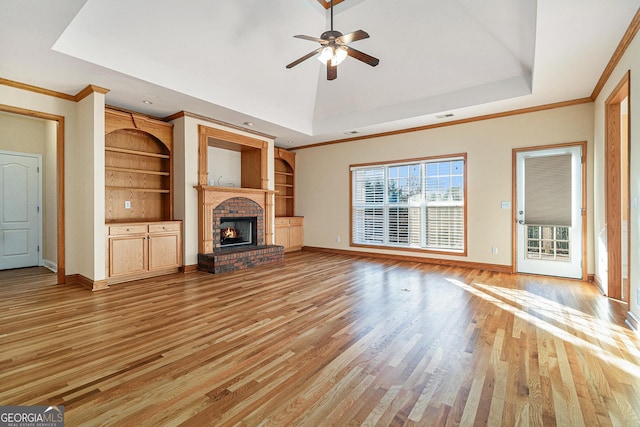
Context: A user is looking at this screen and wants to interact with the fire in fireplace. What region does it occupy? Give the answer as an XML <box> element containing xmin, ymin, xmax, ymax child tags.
<box><xmin>220</xmin><ymin>217</ymin><xmax>257</xmax><ymax>247</ymax></box>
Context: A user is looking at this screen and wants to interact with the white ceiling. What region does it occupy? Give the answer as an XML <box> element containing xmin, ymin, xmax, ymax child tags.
<box><xmin>1</xmin><ymin>0</ymin><xmax>639</xmax><ymax>147</ymax></box>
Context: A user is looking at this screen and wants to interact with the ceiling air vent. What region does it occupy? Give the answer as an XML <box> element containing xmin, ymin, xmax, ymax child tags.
<box><xmin>344</xmin><ymin>130</ymin><xmax>359</xmax><ymax>135</ymax></box>
<box><xmin>435</xmin><ymin>113</ymin><xmax>455</xmax><ymax>119</ymax></box>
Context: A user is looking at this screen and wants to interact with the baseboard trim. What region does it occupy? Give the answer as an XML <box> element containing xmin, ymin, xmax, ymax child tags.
<box><xmin>180</xmin><ymin>264</ymin><xmax>199</xmax><ymax>273</ymax></box>
<box><xmin>66</xmin><ymin>274</ymin><xmax>109</xmax><ymax>291</ymax></box>
<box><xmin>43</xmin><ymin>259</ymin><xmax>58</xmax><ymax>273</ymax></box>
<box><xmin>626</xmin><ymin>311</ymin><xmax>639</xmax><ymax>331</ymax></box>
<box><xmin>592</xmin><ymin>275</ymin><xmax>606</xmax><ymax>295</ymax></box>
<box><xmin>302</xmin><ymin>246</ymin><xmax>512</xmax><ymax>273</ymax></box>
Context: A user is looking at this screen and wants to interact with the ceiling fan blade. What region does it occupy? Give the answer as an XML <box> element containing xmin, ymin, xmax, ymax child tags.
<box><xmin>336</xmin><ymin>30</ymin><xmax>369</xmax><ymax>45</ymax></box>
<box><xmin>346</xmin><ymin>47</ymin><xmax>380</xmax><ymax>67</ymax></box>
<box><xmin>293</xmin><ymin>34</ymin><xmax>328</xmax><ymax>44</ymax></box>
<box><xmin>286</xmin><ymin>47</ymin><xmax>323</xmax><ymax>69</ymax></box>
<box><xmin>327</xmin><ymin>63</ymin><xmax>337</xmax><ymax>80</ymax></box>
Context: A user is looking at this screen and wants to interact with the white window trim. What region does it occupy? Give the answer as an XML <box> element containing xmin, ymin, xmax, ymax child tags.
<box><xmin>350</xmin><ymin>154</ymin><xmax>467</xmax><ymax>255</ymax></box>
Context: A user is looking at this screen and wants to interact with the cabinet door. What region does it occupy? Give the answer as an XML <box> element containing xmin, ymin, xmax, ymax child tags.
<box><xmin>148</xmin><ymin>233</ymin><xmax>180</xmax><ymax>270</ymax></box>
<box><xmin>274</xmin><ymin>225</ymin><xmax>290</xmax><ymax>248</ymax></box>
<box><xmin>109</xmin><ymin>236</ymin><xmax>146</xmax><ymax>276</ymax></box>
<box><xmin>289</xmin><ymin>224</ymin><xmax>304</xmax><ymax>250</ymax></box>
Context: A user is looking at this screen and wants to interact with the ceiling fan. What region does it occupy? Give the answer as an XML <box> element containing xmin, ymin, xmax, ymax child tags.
<box><xmin>286</xmin><ymin>0</ymin><xmax>379</xmax><ymax>81</ymax></box>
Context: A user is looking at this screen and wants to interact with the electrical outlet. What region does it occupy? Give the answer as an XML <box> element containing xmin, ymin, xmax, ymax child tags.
<box><xmin>336</xmin><ymin>236</ymin><xmax>341</xmax><ymax>243</ymax></box>
<box><xmin>501</xmin><ymin>201</ymin><xmax>511</xmax><ymax>209</ymax></box>
<box><xmin>124</xmin><ymin>200</ymin><xmax>131</xmax><ymax>209</ymax></box>
<box><xmin>492</xmin><ymin>247</ymin><xmax>498</xmax><ymax>254</ymax></box>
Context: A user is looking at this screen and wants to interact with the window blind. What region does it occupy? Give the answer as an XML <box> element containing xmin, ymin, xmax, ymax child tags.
<box><xmin>352</xmin><ymin>167</ymin><xmax>385</xmax><ymax>244</ymax></box>
<box><xmin>524</xmin><ymin>154</ymin><xmax>572</xmax><ymax>226</ymax></box>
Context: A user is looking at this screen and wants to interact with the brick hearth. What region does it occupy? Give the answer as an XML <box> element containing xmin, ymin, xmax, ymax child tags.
<box><xmin>198</xmin><ymin>245</ymin><xmax>284</xmax><ymax>274</ymax></box>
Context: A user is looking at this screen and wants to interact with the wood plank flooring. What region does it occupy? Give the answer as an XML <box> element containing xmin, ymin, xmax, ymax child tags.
<box><xmin>1</xmin><ymin>252</ymin><xmax>639</xmax><ymax>426</ymax></box>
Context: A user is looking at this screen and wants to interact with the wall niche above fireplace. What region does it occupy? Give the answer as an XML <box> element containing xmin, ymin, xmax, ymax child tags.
<box><xmin>198</xmin><ymin>125</ymin><xmax>268</xmax><ymax>190</ymax></box>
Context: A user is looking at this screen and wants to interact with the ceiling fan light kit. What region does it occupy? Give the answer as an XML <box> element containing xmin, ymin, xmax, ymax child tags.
<box><xmin>286</xmin><ymin>0</ymin><xmax>379</xmax><ymax>80</ymax></box>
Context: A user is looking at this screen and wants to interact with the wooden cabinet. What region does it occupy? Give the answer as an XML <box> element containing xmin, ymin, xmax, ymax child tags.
<box><xmin>274</xmin><ymin>148</ymin><xmax>304</xmax><ymax>251</ymax></box>
<box><xmin>104</xmin><ymin>108</ymin><xmax>181</xmax><ymax>286</ymax></box>
<box><xmin>275</xmin><ymin>148</ymin><xmax>296</xmax><ymax>217</ymax></box>
<box><xmin>106</xmin><ymin>221</ymin><xmax>182</xmax><ymax>285</ymax></box>
<box><xmin>275</xmin><ymin>217</ymin><xmax>304</xmax><ymax>252</ymax></box>
<box><xmin>105</xmin><ymin>108</ymin><xmax>174</xmax><ymax>222</ymax></box>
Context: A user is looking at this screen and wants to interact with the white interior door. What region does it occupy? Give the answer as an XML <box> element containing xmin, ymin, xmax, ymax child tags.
<box><xmin>0</xmin><ymin>152</ymin><xmax>41</xmax><ymax>270</ymax></box>
<box><xmin>515</xmin><ymin>146</ymin><xmax>583</xmax><ymax>279</ymax></box>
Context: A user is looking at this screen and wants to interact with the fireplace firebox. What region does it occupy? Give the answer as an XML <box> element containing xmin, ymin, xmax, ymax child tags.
<box><xmin>220</xmin><ymin>217</ymin><xmax>257</xmax><ymax>247</ymax></box>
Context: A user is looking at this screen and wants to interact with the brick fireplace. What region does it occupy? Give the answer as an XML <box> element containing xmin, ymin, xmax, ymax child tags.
<box><xmin>195</xmin><ymin>186</ymin><xmax>283</xmax><ymax>274</ymax></box>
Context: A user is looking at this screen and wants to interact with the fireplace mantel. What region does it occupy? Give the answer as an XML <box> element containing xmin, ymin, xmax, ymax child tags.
<box><xmin>194</xmin><ymin>185</ymin><xmax>276</xmax><ymax>254</ymax></box>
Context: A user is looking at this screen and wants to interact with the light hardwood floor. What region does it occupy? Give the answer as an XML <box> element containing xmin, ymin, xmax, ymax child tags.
<box><xmin>1</xmin><ymin>252</ymin><xmax>639</xmax><ymax>426</ymax></box>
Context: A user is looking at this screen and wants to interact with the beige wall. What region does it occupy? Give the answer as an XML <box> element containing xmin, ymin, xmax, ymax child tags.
<box><xmin>593</xmin><ymin>29</ymin><xmax>640</xmax><ymax>319</ymax></box>
<box><xmin>74</xmin><ymin>93</ymin><xmax>106</xmax><ymax>280</ymax></box>
<box><xmin>295</xmin><ymin>103</ymin><xmax>595</xmax><ymax>269</ymax></box>
<box><xmin>208</xmin><ymin>147</ymin><xmax>241</xmax><ymax>187</ymax></box>
<box><xmin>0</xmin><ymin>111</ymin><xmax>47</xmax><ymax>155</ymax></box>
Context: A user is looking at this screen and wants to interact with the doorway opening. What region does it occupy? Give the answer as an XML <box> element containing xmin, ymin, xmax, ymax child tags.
<box><xmin>0</xmin><ymin>106</ymin><xmax>65</xmax><ymax>284</ymax></box>
<box><xmin>605</xmin><ymin>71</ymin><xmax>631</xmax><ymax>301</ymax></box>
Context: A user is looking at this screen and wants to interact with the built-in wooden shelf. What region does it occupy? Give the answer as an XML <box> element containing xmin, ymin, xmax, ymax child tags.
<box><xmin>105</xmin><ymin>146</ymin><xmax>170</xmax><ymax>159</ymax></box>
<box><xmin>106</xmin><ymin>186</ymin><xmax>171</xmax><ymax>193</ymax></box>
<box><xmin>274</xmin><ymin>148</ymin><xmax>296</xmax><ymax>217</ymax></box>
<box><xmin>273</xmin><ymin>148</ymin><xmax>304</xmax><ymax>251</ymax></box>
<box><xmin>105</xmin><ymin>108</ymin><xmax>174</xmax><ymax>223</ymax></box>
<box><xmin>105</xmin><ymin>166</ymin><xmax>171</xmax><ymax>176</ymax></box>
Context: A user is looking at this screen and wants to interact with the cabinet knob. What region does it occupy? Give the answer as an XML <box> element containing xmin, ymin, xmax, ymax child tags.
<box><xmin>126</xmin><ymin>228</ymin><xmax>130</xmax><ymax>231</ymax></box>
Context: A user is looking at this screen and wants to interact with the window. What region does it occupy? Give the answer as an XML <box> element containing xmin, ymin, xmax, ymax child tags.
<box><xmin>351</xmin><ymin>155</ymin><xmax>466</xmax><ymax>254</ymax></box>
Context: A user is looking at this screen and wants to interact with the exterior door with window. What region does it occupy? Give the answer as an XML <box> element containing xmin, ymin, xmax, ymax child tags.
<box><xmin>515</xmin><ymin>146</ymin><xmax>583</xmax><ymax>279</ymax></box>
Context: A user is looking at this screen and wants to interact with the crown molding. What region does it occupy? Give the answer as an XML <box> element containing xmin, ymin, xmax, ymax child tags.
<box><xmin>591</xmin><ymin>6</ymin><xmax>640</xmax><ymax>100</ymax></box>
<box><xmin>0</xmin><ymin>78</ymin><xmax>110</xmax><ymax>103</ymax></box>
<box><xmin>292</xmin><ymin>97</ymin><xmax>593</xmax><ymax>150</ymax></box>
<box><xmin>165</xmin><ymin>111</ymin><xmax>275</xmax><ymax>140</ymax></box>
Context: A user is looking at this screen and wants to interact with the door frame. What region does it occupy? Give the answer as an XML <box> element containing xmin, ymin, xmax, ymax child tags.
<box><xmin>0</xmin><ymin>105</ymin><xmax>65</xmax><ymax>284</ymax></box>
<box><xmin>604</xmin><ymin>71</ymin><xmax>631</xmax><ymax>301</ymax></box>
<box><xmin>512</xmin><ymin>142</ymin><xmax>587</xmax><ymax>280</ymax></box>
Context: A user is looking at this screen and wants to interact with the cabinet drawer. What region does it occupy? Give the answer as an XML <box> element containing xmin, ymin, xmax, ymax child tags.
<box><xmin>148</xmin><ymin>222</ymin><xmax>181</xmax><ymax>233</ymax></box>
<box><xmin>109</xmin><ymin>224</ymin><xmax>147</xmax><ymax>236</ymax></box>
<box><xmin>275</xmin><ymin>218</ymin><xmax>290</xmax><ymax>226</ymax></box>
<box><xmin>289</xmin><ymin>217</ymin><xmax>304</xmax><ymax>226</ymax></box>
